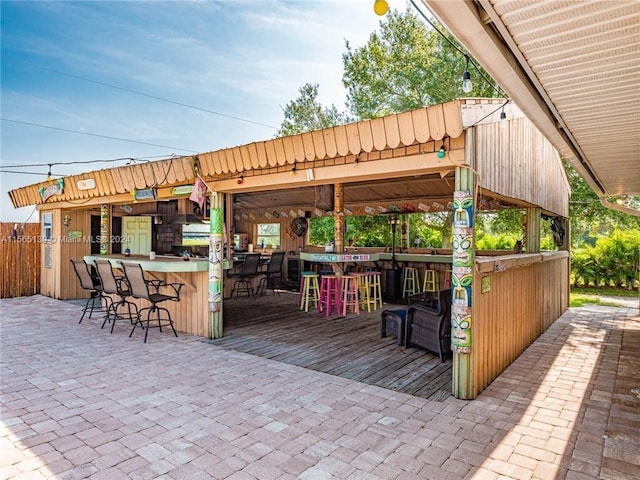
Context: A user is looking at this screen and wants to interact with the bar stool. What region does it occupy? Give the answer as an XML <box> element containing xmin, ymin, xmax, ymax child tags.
<box><xmin>368</xmin><ymin>271</ymin><xmax>383</xmax><ymax>310</ymax></box>
<box><xmin>299</xmin><ymin>272</ymin><xmax>320</xmax><ymax>312</ymax></box>
<box><xmin>443</xmin><ymin>269</ymin><xmax>453</xmax><ymax>289</ymax></box>
<box><xmin>423</xmin><ymin>269</ymin><xmax>438</xmax><ymax>293</ymax></box>
<box><xmin>353</xmin><ymin>272</ymin><xmax>372</xmax><ymax>312</ymax></box>
<box><xmin>402</xmin><ymin>267</ymin><xmax>420</xmax><ymax>298</ymax></box>
<box><xmin>318</xmin><ymin>274</ymin><xmax>341</xmax><ymax>317</ymax></box>
<box><xmin>340</xmin><ymin>275</ymin><xmax>360</xmax><ymax>315</ymax></box>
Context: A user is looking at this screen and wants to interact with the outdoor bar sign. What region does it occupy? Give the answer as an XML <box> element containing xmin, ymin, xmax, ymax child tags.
<box><xmin>38</xmin><ymin>178</ymin><xmax>65</xmax><ymax>202</ymax></box>
<box><xmin>132</xmin><ymin>188</ymin><xmax>156</xmax><ymax>201</ymax></box>
<box><xmin>76</xmin><ymin>178</ymin><xmax>96</xmax><ymax>190</ymax></box>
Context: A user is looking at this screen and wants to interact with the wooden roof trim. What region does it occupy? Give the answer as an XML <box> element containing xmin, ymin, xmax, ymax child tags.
<box><xmin>312</xmin><ymin>129</ymin><xmax>326</xmax><ymax>159</ymax></box>
<box><xmin>8</xmin><ymin>102</ymin><xmax>468</xmax><ymax>208</ymax></box>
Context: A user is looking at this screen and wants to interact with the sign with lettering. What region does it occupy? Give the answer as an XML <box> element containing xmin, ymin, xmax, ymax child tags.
<box><xmin>76</xmin><ymin>179</ymin><xmax>96</xmax><ymax>190</ymax></box>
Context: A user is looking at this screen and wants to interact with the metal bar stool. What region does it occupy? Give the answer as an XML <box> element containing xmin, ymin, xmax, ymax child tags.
<box><xmin>299</xmin><ymin>272</ymin><xmax>320</xmax><ymax>312</ymax></box>
<box><xmin>422</xmin><ymin>269</ymin><xmax>438</xmax><ymax>293</ymax></box>
<box><xmin>340</xmin><ymin>275</ymin><xmax>360</xmax><ymax>316</ymax></box>
<box><xmin>402</xmin><ymin>267</ymin><xmax>420</xmax><ymax>298</ymax></box>
<box><xmin>318</xmin><ymin>274</ymin><xmax>341</xmax><ymax>316</ymax></box>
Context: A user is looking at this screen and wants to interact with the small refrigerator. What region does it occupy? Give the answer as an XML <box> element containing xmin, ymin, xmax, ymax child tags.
<box><xmin>233</xmin><ymin>233</ymin><xmax>249</xmax><ymax>252</ymax></box>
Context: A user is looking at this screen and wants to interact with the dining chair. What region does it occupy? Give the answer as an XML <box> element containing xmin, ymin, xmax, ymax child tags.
<box><xmin>94</xmin><ymin>259</ymin><xmax>138</xmax><ymax>333</ymax></box>
<box><xmin>256</xmin><ymin>251</ymin><xmax>286</xmax><ymax>296</ymax></box>
<box><xmin>227</xmin><ymin>253</ymin><xmax>262</xmax><ymax>299</ymax></box>
<box><xmin>70</xmin><ymin>258</ymin><xmax>111</xmax><ymax>324</ymax></box>
<box><xmin>120</xmin><ymin>262</ymin><xmax>182</xmax><ymax>343</ymax></box>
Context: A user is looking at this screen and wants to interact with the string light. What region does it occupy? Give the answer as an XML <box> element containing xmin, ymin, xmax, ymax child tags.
<box><xmin>237</xmin><ymin>172</ymin><xmax>244</xmax><ymax>184</ymax></box>
<box><xmin>373</xmin><ymin>0</ymin><xmax>389</xmax><ymax>16</ymax></box>
<box><xmin>437</xmin><ymin>143</ymin><xmax>446</xmax><ymax>158</ymax></box>
<box><xmin>289</xmin><ymin>166</ymin><xmax>296</xmax><ymax>176</ymax></box>
<box><xmin>46</xmin><ymin>164</ymin><xmax>53</xmax><ymax>181</ymax></box>
<box><xmin>462</xmin><ymin>55</ymin><xmax>473</xmax><ymax>93</ymax></box>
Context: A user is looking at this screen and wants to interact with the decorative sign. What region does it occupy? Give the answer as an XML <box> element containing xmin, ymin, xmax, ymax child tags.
<box><xmin>77</xmin><ymin>178</ymin><xmax>96</xmax><ymax>190</ymax></box>
<box><xmin>308</xmin><ymin>253</ymin><xmax>371</xmax><ymax>262</ymax></box>
<box><xmin>133</xmin><ymin>188</ymin><xmax>156</xmax><ymax>201</ymax></box>
<box><xmin>172</xmin><ymin>185</ymin><xmax>193</xmax><ymax>196</ymax></box>
<box><xmin>364</xmin><ymin>206</ymin><xmax>376</xmax><ymax>215</ymax></box>
<box><xmin>289</xmin><ymin>210</ymin><xmax>297</xmax><ymax>218</ymax></box>
<box><xmin>481</xmin><ymin>276</ymin><xmax>491</xmax><ymax>293</ymax></box>
<box><xmin>418</xmin><ymin>202</ymin><xmax>430</xmax><ymax>212</ymax></box>
<box><xmin>297</xmin><ymin>209</ymin><xmax>305</xmax><ymax>217</ymax></box>
<box><xmin>44</xmin><ymin>244</ymin><xmax>52</xmax><ymax>269</ymax></box>
<box><xmin>120</xmin><ymin>204</ymin><xmax>133</xmax><ymax>213</ymax></box>
<box><xmin>38</xmin><ymin>179</ymin><xmax>65</xmax><ymax>202</ymax></box>
<box><xmin>68</xmin><ymin>230</ymin><xmax>83</xmax><ymax>239</ymax></box>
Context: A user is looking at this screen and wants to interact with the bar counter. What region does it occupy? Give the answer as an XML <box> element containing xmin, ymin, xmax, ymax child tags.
<box><xmin>84</xmin><ymin>254</ymin><xmax>211</xmax><ymax>338</ymax></box>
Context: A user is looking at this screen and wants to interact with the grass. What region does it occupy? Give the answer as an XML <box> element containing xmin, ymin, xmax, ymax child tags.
<box><xmin>570</xmin><ymin>286</ymin><xmax>639</xmax><ymax>308</ymax></box>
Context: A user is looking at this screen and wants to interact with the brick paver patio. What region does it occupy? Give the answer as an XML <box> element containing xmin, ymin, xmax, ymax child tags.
<box><xmin>1</xmin><ymin>295</ymin><xmax>638</xmax><ymax>479</ymax></box>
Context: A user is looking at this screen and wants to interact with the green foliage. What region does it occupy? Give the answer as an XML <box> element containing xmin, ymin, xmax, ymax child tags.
<box><xmin>566</xmin><ymin>161</ymin><xmax>640</xmax><ymax>246</ymax></box>
<box><xmin>277</xmin><ymin>83</ymin><xmax>351</xmax><ymax>136</ymax></box>
<box><xmin>341</xmin><ymin>9</ymin><xmax>498</xmax><ymax>119</ymax></box>
<box><xmin>570</xmin><ymin>228</ymin><xmax>640</xmax><ymax>289</ymax></box>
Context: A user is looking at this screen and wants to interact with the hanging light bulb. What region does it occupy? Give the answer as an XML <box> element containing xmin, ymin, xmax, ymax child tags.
<box><xmin>237</xmin><ymin>173</ymin><xmax>244</xmax><ymax>185</ymax></box>
<box><xmin>373</xmin><ymin>0</ymin><xmax>388</xmax><ymax>16</ymax></box>
<box><xmin>437</xmin><ymin>143</ymin><xmax>446</xmax><ymax>158</ymax></box>
<box><xmin>46</xmin><ymin>164</ymin><xmax>53</xmax><ymax>181</ymax></box>
<box><xmin>462</xmin><ymin>55</ymin><xmax>473</xmax><ymax>93</ymax></box>
<box><xmin>500</xmin><ymin>108</ymin><xmax>507</xmax><ymax>121</ymax></box>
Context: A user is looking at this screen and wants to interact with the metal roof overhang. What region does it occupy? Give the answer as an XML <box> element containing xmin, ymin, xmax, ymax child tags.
<box><xmin>422</xmin><ymin>0</ymin><xmax>640</xmax><ymax>200</ymax></box>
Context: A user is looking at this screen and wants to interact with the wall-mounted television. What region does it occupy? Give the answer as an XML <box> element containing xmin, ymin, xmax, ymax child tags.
<box><xmin>181</xmin><ymin>223</ymin><xmax>209</xmax><ymax>246</ymax></box>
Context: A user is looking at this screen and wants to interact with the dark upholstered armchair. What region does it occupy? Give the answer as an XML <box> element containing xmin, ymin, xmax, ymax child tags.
<box><xmin>405</xmin><ymin>289</ymin><xmax>452</xmax><ymax>362</ymax></box>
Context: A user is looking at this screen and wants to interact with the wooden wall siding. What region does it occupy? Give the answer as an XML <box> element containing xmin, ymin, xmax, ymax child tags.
<box><xmin>39</xmin><ymin>209</ymin><xmax>94</xmax><ymax>300</ymax></box>
<box><xmin>475</xmin><ymin>117</ymin><xmax>570</xmax><ymax>217</ymax></box>
<box><xmin>9</xmin><ymin>101</ymin><xmax>465</xmax><ymax>209</ymax></box>
<box><xmin>0</xmin><ymin>223</ymin><xmax>41</xmax><ymax>298</ymax></box>
<box><xmin>471</xmin><ymin>255</ymin><xmax>569</xmax><ymax>397</ymax></box>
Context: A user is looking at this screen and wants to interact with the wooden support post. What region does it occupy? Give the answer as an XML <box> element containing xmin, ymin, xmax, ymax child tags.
<box><xmin>525</xmin><ymin>207</ymin><xmax>541</xmax><ymax>253</ymax></box>
<box><xmin>208</xmin><ymin>191</ymin><xmax>225</xmax><ymax>339</ymax></box>
<box><xmin>334</xmin><ymin>183</ymin><xmax>344</xmax><ymax>254</ymax></box>
<box><xmin>451</xmin><ymin>128</ymin><xmax>476</xmax><ymax>400</ymax></box>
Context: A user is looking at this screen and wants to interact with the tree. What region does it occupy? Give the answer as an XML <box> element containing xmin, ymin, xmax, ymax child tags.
<box><xmin>276</xmin><ymin>83</ymin><xmax>351</xmax><ymax>137</ymax></box>
<box><xmin>342</xmin><ymin>9</ymin><xmax>498</xmax><ymax>119</ymax></box>
<box><xmin>566</xmin><ymin>161</ymin><xmax>640</xmax><ymax>246</ymax></box>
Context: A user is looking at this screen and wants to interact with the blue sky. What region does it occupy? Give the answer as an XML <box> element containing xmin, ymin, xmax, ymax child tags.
<box><xmin>1</xmin><ymin>0</ymin><xmax>392</xmax><ymax>222</ymax></box>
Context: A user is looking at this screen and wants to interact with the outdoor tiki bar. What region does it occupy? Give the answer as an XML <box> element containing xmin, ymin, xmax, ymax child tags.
<box><xmin>8</xmin><ymin>98</ymin><xmax>570</xmax><ymax>399</ymax></box>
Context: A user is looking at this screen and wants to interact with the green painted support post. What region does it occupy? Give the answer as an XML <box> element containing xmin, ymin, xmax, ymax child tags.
<box><xmin>451</xmin><ymin>128</ymin><xmax>477</xmax><ymax>399</ymax></box>
<box><xmin>208</xmin><ymin>191</ymin><xmax>224</xmax><ymax>339</ymax></box>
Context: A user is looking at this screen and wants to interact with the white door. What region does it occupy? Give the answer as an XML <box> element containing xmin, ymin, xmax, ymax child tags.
<box><xmin>122</xmin><ymin>216</ymin><xmax>152</xmax><ymax>255</ymax></box>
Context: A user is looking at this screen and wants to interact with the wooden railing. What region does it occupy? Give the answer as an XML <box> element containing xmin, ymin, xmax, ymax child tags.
<box><xmin>0</xmin><ymin>223</ymin><xmax>41</xmax><ymax>298</ymax></box>
<box><xmin>470</xmin><ymin>251</ymin><xmax>570</xmax><ymax>397</ymax></box>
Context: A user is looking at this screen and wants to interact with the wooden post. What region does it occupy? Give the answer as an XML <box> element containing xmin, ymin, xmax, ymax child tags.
<box><xmin>334</xmin><ymin>183</ymin><xmax>344</xmax><ymax>254</ymax></box>
<box><xmin>208</xmin><ymin>191</ymin><xmax>224</xmax><ymax>339</ymax></box>
<box><xmin>525</xmin><ymin>207</ymin><xmax>541</xmax><ymax>253</ymax></box>
<box><xmin>451</xmin><ymin>128</ymin><xmax>477</xmax><ymax>400</ymax></box>
<box><xmin>99</xmin><ymin>204</ymin><xmax>109</xmax><ymax>255</ymax></box>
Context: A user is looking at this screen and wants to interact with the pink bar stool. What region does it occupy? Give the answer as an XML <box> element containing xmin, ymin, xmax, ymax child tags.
<box><xmin>340</xmin><ymin>275</ymin><xmax>360</xmax><ymax>316</ymax></box>
<box><xmin>318</xmin><ymin>274</ymin><xmax>341</xmax><ymax>316</ymax></box>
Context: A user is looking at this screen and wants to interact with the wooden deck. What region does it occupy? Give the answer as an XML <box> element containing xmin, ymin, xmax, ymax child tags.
<box><xmin>204</xmin><ymin>291</ymin><xmax>452</xmax><ymax>401</ymax></box>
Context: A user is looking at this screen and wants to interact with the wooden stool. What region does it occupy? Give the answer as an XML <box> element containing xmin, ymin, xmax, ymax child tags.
<box><xmin>443</xmin><ymin>269</ymin><xmax>452</xmax><ymax>289</ymax></box>
<box><xmin>402</xmin><ymin>267</ymin><xmax>420</xmax><ymax>298</ymax></box>
<box><xmin>299</xmin><ymin>273</ymin><xmax>320</xmax><ymax>312</ymax></box>
<box><xmin>318</xmin><ymin>275</ymin><xmax>341</xmax><ymax>317</ymax></box>
<box><xmin>353</xmin><ymin>272</ymin><xmax>372</xmax><ymax>312</ymax></box>
<box><xmin>423</xmin><ymin>269</ymin><xmax>438</xmax><ymax>292</ymax></box>
<box><xmin>340</xmin><ymin>275</ymin><xmax>360</xmax><ymax>315</ymax></box>
<box><xmin>369</xmin><ymin>271</ymin><xmax>383</xmax><ymax>310</ymax></box>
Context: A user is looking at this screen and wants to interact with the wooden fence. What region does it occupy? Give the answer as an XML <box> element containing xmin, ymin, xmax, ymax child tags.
<box><xmin>0</xmin><ymin>223</ymin><xmax>41</xmax><ymax>298</ymax></box>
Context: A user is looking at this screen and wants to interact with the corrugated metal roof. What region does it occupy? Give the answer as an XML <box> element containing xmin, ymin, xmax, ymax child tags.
<box><xmin>424</xmin><ymin>0</ymin><xmax>640</xmax><ymax>197</ymax></box>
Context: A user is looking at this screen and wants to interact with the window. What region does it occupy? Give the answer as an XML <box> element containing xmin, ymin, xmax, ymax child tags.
<box><xmin>42</xmin><ymin>213</ymin><xmax>53</xmax><ymax>243</ymax></box>
<box><xmin>257</xmin><ymin>223</ymin><xmax>280</xmax><ymax>249</ymax></box>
